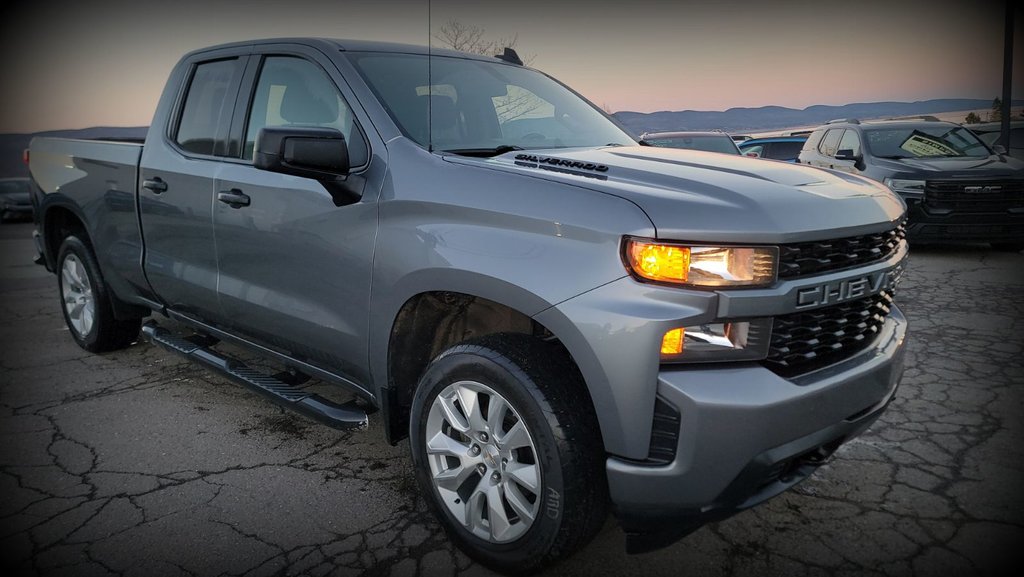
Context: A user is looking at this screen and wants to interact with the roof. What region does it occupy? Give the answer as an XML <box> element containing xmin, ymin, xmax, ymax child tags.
<box><xmin>186</xmin><ymin>37</ymin><xmax>499</xmax><ymax>63</ymax></box>
<box><xmin>642</xmin><ymin>131</ymin><xmax>733</xmax><ymax>139</ymax></box>
<box><xmin>738</xmin><ymin>136</ymin><xmax>808</xmax><ymax>145</ymax></box>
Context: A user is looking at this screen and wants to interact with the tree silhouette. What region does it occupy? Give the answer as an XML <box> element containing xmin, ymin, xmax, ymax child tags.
<box><xmin>965</xmin><ymin>112</ymin><xmax>981</xmax><ymax>124</ymax></box>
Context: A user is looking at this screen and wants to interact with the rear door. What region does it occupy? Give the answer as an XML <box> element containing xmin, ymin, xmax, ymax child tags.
<box><xmin>139</xmin><ymin>49</ymin><xmax>248</xmax><ymax>321</ymax></box>
<box><xmin>212</xmin><ymin>45</ymin><xmax>384</xmax><ymax>388</ymax></box>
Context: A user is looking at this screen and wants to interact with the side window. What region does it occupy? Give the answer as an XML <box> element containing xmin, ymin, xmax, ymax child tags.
<box><xmin>244</xmin><ymin>56</ymin><xmax>368</xmax><ymax>167</ymax></box>
<box><xmin>176</xmin><ymin>59</ymin><xmax>241</xmax><ymax>156</ymax></box>
<box><xmin>818</xmin><ymin>128</ymin><xmax>844</xmax><ymax>157</ymax></box>
<box><xmin>837</xmin><ymin>130</ymin><xmax>861</xmax><ymax>156</ymax></box>
<box><xmin>771</xmin><ymin>141</ymin><xmax>805</xmax><ymax>159</ymax></box>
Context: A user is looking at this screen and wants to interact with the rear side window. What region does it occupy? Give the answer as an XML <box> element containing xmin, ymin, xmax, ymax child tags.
<box><xmin>818</xmin><ymin>129</ymin><xmax>843</xmax><ymax>157</ymax></box>
<box><xmin>175</xmin><ymin>59</ymin><xmax>242</xmax><ymax>156</ymax></box>
<box><xmin>769</xmin><ymin>141</ymin><xmax>804</xmax><ymax>159</ymax></box>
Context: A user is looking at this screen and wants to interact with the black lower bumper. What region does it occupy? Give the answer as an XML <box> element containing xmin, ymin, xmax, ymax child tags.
<box><xmin>905</xmin><ymin>201</ymin><xmax>1024</xmax><ymax>243</ymax></box>
<box><xmin>615</xmin><ymin>386</ymin><xmax>895</xmax><ymax>554</ymax></box>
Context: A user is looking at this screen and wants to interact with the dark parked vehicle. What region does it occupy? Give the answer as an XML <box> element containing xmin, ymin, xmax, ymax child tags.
<box><xmin>641</xmin><ymin>131</ymin><xmax>741</xmax><ymax>154</ymax></box>
<box><xmin>29</xmin><ymin>38</ymin><xmax>908</xmax><ymax>573</ymax></box>
<box><xmin>0</xmin><ymin>177</ymin><xmax>33</xmax><ymax>222</ymax></box>
<box><xmin>738</xmin><ymin>136</ymin><xmax>808</xmax><ymax>162</ymax></box>
<box><xmin>965</xmin><ymin>120</ymin><xmax>1024</xmax><ymax>160</ymax></box>
<box><xmin>798</xmin><ymin>118</ymin><xmax>1024</xmax><ymax>248</ymax></box>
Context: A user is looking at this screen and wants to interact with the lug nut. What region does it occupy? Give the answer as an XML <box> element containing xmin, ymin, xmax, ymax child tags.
<box><xmin>479</xmin><ymin>432</ymin><xmax>489</xmax><ymax>442</ymax></box>
<box><xmin>469</xmin><ymin>444</ymin><xmax>481</xmax><ymax>456</ymax></box>
<box><xmin>491</xmin><ymin>472</ymin><xmax>501</xmax><ymax>482</ymax></box>
<box><xmin>501</xmin><ymin>458</ymin><xmax>508</xmax><ymax>468</ymax></box>
<box><xmin>477</xmin><ymin>464</ymin><xmax>487</xmax><ymax>475</ymax></box>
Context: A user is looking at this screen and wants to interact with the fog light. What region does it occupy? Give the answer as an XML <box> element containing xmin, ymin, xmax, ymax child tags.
<box><xmin>660</xmin><ymin>319</ymin><xmax>772</xmax><ymax>362</ymax></box>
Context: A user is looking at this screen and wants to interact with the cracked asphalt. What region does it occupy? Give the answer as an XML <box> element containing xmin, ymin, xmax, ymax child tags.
<box><xmin>1</xmin><ymin>220</ymin><xmax>1022</xmax><ymax>577</ymax></box>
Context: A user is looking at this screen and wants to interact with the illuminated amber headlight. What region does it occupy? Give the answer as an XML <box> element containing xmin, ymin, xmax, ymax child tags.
<box><xmin>660</xmin><ymin>319</ymin><xmax>773</xmax><ymax>362</ymax></box>
<box><xmin>625</xmin><ymin>239</ymin><xmax>778</xmax><ymax>288</ymax></box>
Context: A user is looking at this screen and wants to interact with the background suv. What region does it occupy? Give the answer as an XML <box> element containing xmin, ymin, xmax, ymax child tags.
<box><xmin>798</xmin><ymin>118</ymin><xmax>1024</xmax><ymax>249</ymax></box>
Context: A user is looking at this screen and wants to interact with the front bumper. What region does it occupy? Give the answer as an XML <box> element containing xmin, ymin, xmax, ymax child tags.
<box><xmin>607</xmin><ymin>305</ymin><xmax>906</xmax><ymax>541</ymax></box>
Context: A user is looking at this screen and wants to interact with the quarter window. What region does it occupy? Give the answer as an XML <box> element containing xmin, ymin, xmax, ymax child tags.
<box><xmin>176</xmin><ymin>59</ymin><xmax>241</xmax><ymax>156</ymax></box>
<box><xmin>244</xmin><ymin>56</ymin><xmax>368</xmax><ymax>166</ymax></box>
<box><xmin>818</xmin><ymin>129</ymin><xmax>843</xmax><ymax>157</ymax></box>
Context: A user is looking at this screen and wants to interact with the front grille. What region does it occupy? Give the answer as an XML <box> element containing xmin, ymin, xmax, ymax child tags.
<box><xmin>765</xmin><ymin>291</ymin><xmax>894</xmax><ymax>377</ymax></box>
<box><xmin>778</xmin><ymin>220</ymin><xmax>906</xmax><ymax>279</ymax></box>
<box><xmin>925</xmin><ymin>179</ymin><xmax>1024</xmax><ymax>212</ymax></box>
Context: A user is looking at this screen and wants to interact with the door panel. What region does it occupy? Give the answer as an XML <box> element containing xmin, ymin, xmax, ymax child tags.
<box><xmin>140</xmin><ymin>56</ymin><xmax>246</xmax><ymax>321</ymax></box>
<box><xmin>213</xmin><ymin>52</ymin><xmax>380</xmax><ymax>385</ymax></box>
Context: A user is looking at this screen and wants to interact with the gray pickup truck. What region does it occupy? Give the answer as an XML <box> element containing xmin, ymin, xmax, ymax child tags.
<box><xmin>29</xmin><ymin>38</ymin><xmax>908</xmax><ymax>573</ymax></box>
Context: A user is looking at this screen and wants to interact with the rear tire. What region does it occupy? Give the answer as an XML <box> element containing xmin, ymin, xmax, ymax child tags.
<box><xmin>57</xmin><ymin>235</ymin><xmax>141</xmax><ymax>352</ymax></box>
<box><xmin>409</xmin><ymin>333</ymin><xmax>607</xmax><ymax>574</ymax></box>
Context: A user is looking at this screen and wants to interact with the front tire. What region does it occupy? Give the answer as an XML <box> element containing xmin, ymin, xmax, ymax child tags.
<box><xmin>991</xmin><ymin>242</ymin><xmax>1023</xmax><ymax>252</ymax></box>
<box><xmin>409</xmin><ymin>333</ymin><xmax>607</xmax><ymax>574</ymax></box>
<box><xmin>57</xmin><ymin>235</ymin><xmax>141</xmax><ymax>352</ymax></box>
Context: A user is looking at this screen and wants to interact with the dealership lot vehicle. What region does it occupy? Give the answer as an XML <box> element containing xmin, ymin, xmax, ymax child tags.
<box><xmin>798</xmin><ymin>118</ymin><xmax>1024</xmax><ymax>247</ymax></box>
<box><xmin>738</xmin><ymin>136</ymin><xmax>807</xmax><ymax>162</ymax></box>
<box><xmin>0</xmin><ymin>178</ymin><xmax>33</xmax><ymax>222</ymax></box>
<box><xmin>28</xmin><ymin>38</ymin><xmax>907</xmax><ymax>573</ymax></box>
<box><xmin>966</xmin><ymin>120</ymin><xmax>1024</xmax><ymax>160</ymax></box>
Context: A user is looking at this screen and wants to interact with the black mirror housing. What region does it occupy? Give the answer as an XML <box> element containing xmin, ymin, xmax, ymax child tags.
<box><xmin>992</xmin><ymin>144</ymin><xmax>1007</xmax><ymax>155</ymax></box>
<box><xmin>255</xmin><ymin>126</ymin><xmax>350</xmax><ymax>180</ymax></box>
<box><xmin>834</xmin><ymin>149</ymin><xmax>860</xmax><ymax>161</ymax></box>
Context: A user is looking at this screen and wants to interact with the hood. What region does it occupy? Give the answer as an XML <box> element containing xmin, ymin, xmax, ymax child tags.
<box><xmin>463</xmin><ymin>146</ymin><xmax>905</xmax><ymax>244</ymax></box>
<box><xmin>870</xmin><ymin>153</ymin><xmax>1024</xmax><ymax>177</ymax></box>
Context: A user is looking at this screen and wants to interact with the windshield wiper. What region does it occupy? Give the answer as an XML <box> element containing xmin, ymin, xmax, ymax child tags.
<box><xmin>442</xmin><ymin>145</ymin><xmax>524</xmax><ymax>157</ymax></box>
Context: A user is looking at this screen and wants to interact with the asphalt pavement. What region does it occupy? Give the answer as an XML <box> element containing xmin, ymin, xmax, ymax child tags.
<box><xmin>1</xmin><ymin>220</ymin><xmax>1022</xmax><ymax>576</ymax></box>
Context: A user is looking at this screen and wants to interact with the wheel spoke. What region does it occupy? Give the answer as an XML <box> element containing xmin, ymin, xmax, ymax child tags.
<box><xmin>437</xmin><ymin>394</ymin><xmax>470</xmax><ymax>433</ymax></box>
<box><xmin>434</xmin><ymin>460</ymin><xmax>475</xmax><ymax>492</ymax></box>
<box><xmin>486</xmin><ymin>483</ymin><xmax>512</xmax><ymax>540</ymax></box>
<box><xmin>68</xmin><ymin>301</ymin><xmax>85</xmax><ymax>320</ymax></box>
<box><xmin>62</xmin><ymin>267</ymin><xmax>77</xmax><ymax>292</ymax></box>
<box><xmin>503</xmin><ymin>482</ymin><xmax>536</xmax><ymax>523</ymax></box>
<box><xmin>455</xmin><ymin>385</ymin><xmax>487</xmax><ymax>432</ymax></box>
<box><xmin>426</xmin><ymin>431</ymin><xmax>471</xmax><ymax>458</ymax></box>
<box><xmin>501</xmin><ymin>420</ymin><xmax>532</xmax><ymax>450</ymax></box>
<box><xmin>468</xmin><ymin>477</ymin><xmax>490</xmax><ymax>533</ymax></box>
<box><xmin>81</xmin><ymin>305</ymin><xmax>94</xmax><ymax>335</ymax></box>
<box><xmin>486</xmin><ymin>395</ymin><xmax>509</xmax><ymax>435</ymax></box>
<box><xmin>505</xmin><ymin>461</ymin><xmax>539</xmax><ymax>493</ymax></box>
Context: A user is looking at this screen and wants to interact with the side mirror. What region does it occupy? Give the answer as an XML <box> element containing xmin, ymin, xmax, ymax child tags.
<box><xmin>992</xmin><ymin>144</ymin><xmax>1007</xmax><ymax>155</ymax></box>
<box><xmin>835</xmin><ymin>148</ymin><xmax>865</xmax><ymax>171</ymax></box>
<box><xmin>255</xmin><ymin>126</ymin><xmax>350</xmax><ymax>180</ymax></box>
<box><xmin>745</xmin><ymin>151</ymin><xmax>760</xmax><ymax>158</ymax></box>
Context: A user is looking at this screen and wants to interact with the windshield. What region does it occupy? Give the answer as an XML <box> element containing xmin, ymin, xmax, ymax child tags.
<box><xmin>646</xmin><ymin>135</ymin><xmax>740</xmax><ymax>154</ymax></box>
<box><xmin>864</xmin><ymin>125</ymin><xmax>991</xmax><ymax>159</ymax></box>
<box><xmin>347</xmin><ymin>52</ymin><xmax>636</xmax><ymax>153</ymax></box>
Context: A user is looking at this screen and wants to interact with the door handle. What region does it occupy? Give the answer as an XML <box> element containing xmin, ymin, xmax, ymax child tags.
<box><xmin>217</xmin><ymin>189</ymin><xmax>251</xmax><ymax>208</ymax></box>
<box><xmin>142</xmin><ymin>177</ymin><xmax>168</xmax><ymax>194</ymax></box>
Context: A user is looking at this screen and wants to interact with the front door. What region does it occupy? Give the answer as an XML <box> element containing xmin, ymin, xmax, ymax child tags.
<box><xmin>213</xmin><ymin>51</ymin><xmax>382</xmax><ymax>386</ymax></box>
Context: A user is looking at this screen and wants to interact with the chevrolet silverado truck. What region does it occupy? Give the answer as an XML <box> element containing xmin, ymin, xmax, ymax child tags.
<box><xmin>29</xmin><ymin>38</ymin><xmax>908</xmax><ymax>573</ymax></box>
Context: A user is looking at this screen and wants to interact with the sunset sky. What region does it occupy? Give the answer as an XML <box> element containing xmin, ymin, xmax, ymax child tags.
<box><xmin>0</xmin><ymin>0</ymin><xmax>1020</xmax><ymax>133</ymax></box>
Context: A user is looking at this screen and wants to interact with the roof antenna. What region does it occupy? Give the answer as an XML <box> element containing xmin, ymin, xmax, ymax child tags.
<box><xmin>495</xmin><ymin>47</ymin><xmax>523</xmax><ymax>66</ymax></box>
<box><xmin>427</xmin><ymin>0</ymin><xmax>433</xmax><ymax>152</ymax></box>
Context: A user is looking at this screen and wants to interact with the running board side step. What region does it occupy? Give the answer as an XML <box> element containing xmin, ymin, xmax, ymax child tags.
<box><xmin>142</xmin><ymin>322</ymin><xmax>368</xmax><ymax>431</ymax></box>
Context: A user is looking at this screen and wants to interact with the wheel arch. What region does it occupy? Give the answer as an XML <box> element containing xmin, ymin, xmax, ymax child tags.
<box><xmin>375</xmin><ymin>270</ymin><xmax>604</xmax><ymax>448</ymax></box>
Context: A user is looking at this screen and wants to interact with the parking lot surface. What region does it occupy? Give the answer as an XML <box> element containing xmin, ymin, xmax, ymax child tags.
<box><xmin>1</xmin><ymin>220</ymin><xmax>1021</xmax><ymax>576</ymax></box>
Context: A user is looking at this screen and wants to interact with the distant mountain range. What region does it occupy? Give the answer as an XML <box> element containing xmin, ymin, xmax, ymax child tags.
<box><xmin>1</xmin><ymin>98</ymin><xmax>1020</xmax><ymax>177</ymax></box>
<box><xmin>612</xmin><ymin>98</ymin><xmax>1022</xmax><ymax>136</ymax></box>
